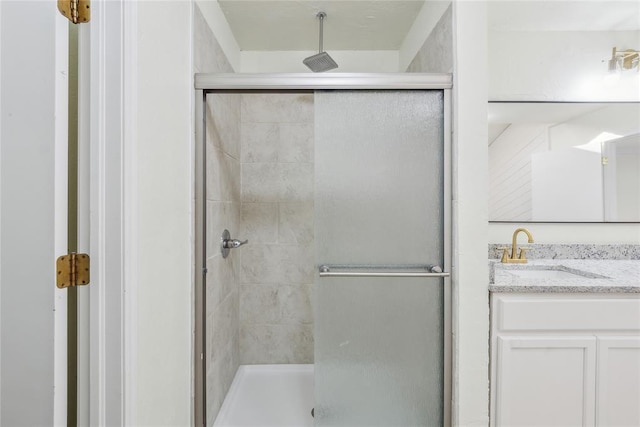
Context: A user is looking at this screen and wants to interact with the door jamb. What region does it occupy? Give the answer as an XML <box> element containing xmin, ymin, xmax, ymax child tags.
<box><xmin>81</xmin><ymin>0</ymin><xmax>136</xmax><ymax>424</ymax></box>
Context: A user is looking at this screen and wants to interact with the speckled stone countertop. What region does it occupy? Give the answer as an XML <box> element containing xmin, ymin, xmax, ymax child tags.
<box><xmin>488</xmin><ymin>244</ymin><xmax>640</xmax><ymax>261</ymax></box>
<box><xmin>490</xmin><ymin>259</ymin><xmax>640</xmax><ymax>293</ymax></box>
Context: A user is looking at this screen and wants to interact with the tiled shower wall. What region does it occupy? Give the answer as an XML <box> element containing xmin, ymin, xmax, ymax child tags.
<box><xmin>205</xmin><ymin>93</ymin><xmax>240</xmax><ymax>423</ymax></box>
<box><xmin>406</xmin><ymin>4</ymin><xmax>453</xmax><ymax>73</ymax></box>
<box><xmin>197</xmin><ymin>11</ymin><xmax>317</xmax><ymax>416</ymax></box>
<box><xmin>239</xmin><ymin>94</ymin><xmax>315</xmax><ymax>364</ymax></box>
<box><xmin>194</xmin><ymin>5</ymin><xmax>240</xmax><ymax>425</ymax></box>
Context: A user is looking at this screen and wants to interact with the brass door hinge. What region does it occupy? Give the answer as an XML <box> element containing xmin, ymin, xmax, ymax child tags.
<box><xmin>602</xmin><ymin>156</ymin><xmax>609</xmax><ymax>165</ymax></box>
<box><xmin>57</xmin><ymin>0</ymin><xmax>91</xmax><ymax>24</ymax></box>
<box><xmin>56</xmin><ymin>253</ymin><xmax>90</xmax><ymax>289</ymax></box>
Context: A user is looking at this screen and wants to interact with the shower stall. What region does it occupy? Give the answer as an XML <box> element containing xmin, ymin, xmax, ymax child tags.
<box><xmin>194</xmin><ymin>73</ymin><xmax>452</xmax><ymax>427</ymax></box>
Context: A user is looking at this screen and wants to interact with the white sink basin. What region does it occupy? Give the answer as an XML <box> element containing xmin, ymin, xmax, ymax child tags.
<box><xmin>507</xmin><ymin>269</ymin><xmax>591</xmax><ymax>279</ymax></box>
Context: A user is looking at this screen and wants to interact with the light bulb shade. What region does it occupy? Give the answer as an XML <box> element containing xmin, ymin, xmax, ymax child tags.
<box><xmin>622</xmin><ymin>52</ymin><xmax>639</xmax><ymax>71</ymax></box>
<box><xmin>607</xmin><ymin>47</ymin><xmax>640</xmax><ymax>73</ymax></box>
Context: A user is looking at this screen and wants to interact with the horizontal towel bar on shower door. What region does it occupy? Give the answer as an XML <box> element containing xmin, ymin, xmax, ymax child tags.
<box><xmin>318</xmin><ymin>264</ymin><xmax>450</xmax><ymax>278</ymax></box>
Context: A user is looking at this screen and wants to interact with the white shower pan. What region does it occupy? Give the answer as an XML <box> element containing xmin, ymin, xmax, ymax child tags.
<box><xmin>213</xmin><ymin>364</ymin><xmax>314</xmax><ymax>427</ymax></box>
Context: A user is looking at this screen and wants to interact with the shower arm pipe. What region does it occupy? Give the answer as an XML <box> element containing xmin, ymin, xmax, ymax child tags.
<box><xmin>318</xmin><ymin>12</ymin><xmax>324</xmax><ymax>53</ymax></box>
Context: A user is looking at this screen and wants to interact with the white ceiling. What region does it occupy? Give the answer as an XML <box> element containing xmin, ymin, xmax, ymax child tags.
<box><xmin>217</xmin><ymin>0</ymin><xmax>426</xmax><ymax>51</ymax></box>
<box><xmin>215</xmin><ymin>0</ymin><xmax>640</xmax><ymax>52</ymax></box>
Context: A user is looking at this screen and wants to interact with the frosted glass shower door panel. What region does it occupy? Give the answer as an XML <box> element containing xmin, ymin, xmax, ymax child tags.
<box><xmin>314</xmin><ymin>91</ymin><xmax>445</xmax><ymax>426</ymax></box>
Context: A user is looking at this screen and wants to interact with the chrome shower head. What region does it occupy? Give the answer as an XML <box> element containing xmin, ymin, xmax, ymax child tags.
<box><xmin>303</xmin><ymin>12</ymin><xmax>338</xmax><ymax>72</ymax></box>
<box><xmin>303</xmin><ymin>52</ymin><xmax>338</xmax><ymax>73</ymax></box>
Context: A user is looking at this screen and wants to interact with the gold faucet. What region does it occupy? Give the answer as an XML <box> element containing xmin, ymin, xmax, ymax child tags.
<box><xmin>500</xmin><ymin>228</ymin><xmax>534</xmax><ymax>263</ymax></box>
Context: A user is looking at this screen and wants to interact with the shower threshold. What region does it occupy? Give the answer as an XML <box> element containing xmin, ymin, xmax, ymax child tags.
<box><xmin>213</xmin><ymin>364</ymin><xmax>314</xmax><ymax>427</ymax></box>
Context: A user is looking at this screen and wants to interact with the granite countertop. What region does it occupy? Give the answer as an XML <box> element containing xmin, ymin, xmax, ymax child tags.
<box><xmin>490</xmin><ymin>259</ymin><xmax>640</xmax><ymax>293</ymax></box>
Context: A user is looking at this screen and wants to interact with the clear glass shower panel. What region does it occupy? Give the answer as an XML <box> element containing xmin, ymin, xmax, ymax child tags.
<box><xmin>314</xmin><ymin>91</ymin><xmax>445</xmax><ymax>426</ymax></box>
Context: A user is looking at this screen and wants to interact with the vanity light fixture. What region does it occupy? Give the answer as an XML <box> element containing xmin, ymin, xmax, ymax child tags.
<box><xmin>607</xmin><ymin>47</ymin><xmax>640</xmax><ymax>73</ymax></box>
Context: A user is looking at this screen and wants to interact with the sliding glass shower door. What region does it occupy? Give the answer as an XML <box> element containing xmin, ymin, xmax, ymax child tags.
<box><xmin>314</xmin><ymin>91</ymin><xmax>446</xmax><ymax>426</ymax></box>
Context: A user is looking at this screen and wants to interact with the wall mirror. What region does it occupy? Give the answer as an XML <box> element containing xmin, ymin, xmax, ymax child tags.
<box><xmin>489</xmin><ymin>102</ymin><xmax>640</xmax><ymax>222</ymax></box>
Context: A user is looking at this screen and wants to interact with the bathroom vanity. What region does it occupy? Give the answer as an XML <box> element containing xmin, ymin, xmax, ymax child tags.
<box><xmin>489</xmin><ymin>259</ymin><xmax>640</xmax><ymax>427</ymax></box>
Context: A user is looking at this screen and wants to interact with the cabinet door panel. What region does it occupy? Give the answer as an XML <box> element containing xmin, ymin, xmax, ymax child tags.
<box><xmin>495</xmin><ymin>337</ymin><xmax>596</xmax><ymax>427</ymax></box>
<box><xmin>597</xmin><ymin>337</ymin><xmax>640</xmax><ymax>427</ymax></box>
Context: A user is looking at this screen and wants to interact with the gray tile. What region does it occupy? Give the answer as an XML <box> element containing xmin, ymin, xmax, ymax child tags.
<box><xmin>206</xmin><ymin>369</ymin><xmax>222</xmax><ymax>427</ymax></box>
<box><xmin>221</xmin><ymin>339</ymin><xmax>238</xmax><ymax>403</ymax></box>
<box><xmin>207</xmin><ymin>94</ymin><xmax>241</xmax><ymax>160</ymax></box>
<box><xmin>281</xmin><ymin>284</ymin><xmax>314</xmax><ymax>325</ymax></box>
<box><xmin>205</xmin><ymin>101</ymin><xmax>223</xmax><ymax>152</ymax></box>
<box><xmin>240</xmin><ymin>284</ymin><xmax>313</xmax><ymax>325</ymax></box>
<box><xmin>241</xmin><ymin>163</ymin><xmax>280</xmax><ymax>203</ymax></box>
<box><xmin>240</xmin><ymin>244</ymin><xmax>314</xmax><ymax>284</ymax></box>
<box><xmin>194</xmin><ymin>4</ymin><xmax>234</xmax><ymax>74</ymax></box>
<box><xmin>206</xmin><ymin>146</ymin><xmax>240</xmax><ymax>202</ymax></box>
<box><xmin>241</xmin><ymin>94</ymin><xmax>314</xmax><ymax>123</ymax></box>
<box><xmin>287</xmin><ymin>94</ymin><xmax>314</xmax><ymax>123</ymax></box>
<box><xmin>240</xmin><ymin>94</ymin><xmax>268</xmax><ymax>123</ymax></box>
<box><xmin>239</xmin><ymin>285</ymin><xmax>281</xmax><ymax>324</ymax></box>
<box><xmin>206</xmin><ymin>254</ymin><xmax>236</xmax><ymax>311</ymax></box>
<box><xmin>241</xmin><ymin>123</ymin><xmax>278</xmax><ymax>163</ymax></box>
<box><xmin>240</xmin><ymin>323</ymin><xmax>314</xmax><ymax>364</ymax></box>
<box><xmin>279</xmin><ymin>123</ymin><xmax>314</xmax><ymax>163</ymax></box>
<box><xmin>207</xmin><ymin>290</ymin><xmax>238</xmax><ymax>363</ymax></box>
<box><xmin>240</xmin><ymin>203</ymin><xmax>278</xmax><ymax>244</ymax></box>
<box><xmin>206</xmin><ymin>342</ymin><xmax>238</xmax><ymax>426</ymax></box>
<box><xmin>279</xmin><ymin>202</ymin><xmax>314</xmax><ymax>245</ymax></box>
<box><xmin>280</xmin><ymin>163</ymin><xmax>314</xmax><ymax>202</ymax></box>
<box><xmin>405</xmin><ymin>5</ymin><xmax>453</xmax><ymax>73</ymax></box>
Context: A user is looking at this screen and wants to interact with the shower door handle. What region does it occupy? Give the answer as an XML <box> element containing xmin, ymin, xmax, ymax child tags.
<box><xmin>318</xmin><ymin>265</ymin><xmax>449</xmax><ymax>278</ymax></box>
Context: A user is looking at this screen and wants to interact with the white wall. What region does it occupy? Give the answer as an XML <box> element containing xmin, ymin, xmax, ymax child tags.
<box><xmin>134</xmin><ymin>2</ymin><xmax>193</xmax><ymax>425</ymax></box>
<box><xmin>532</xmin><ymin>148</ymin><xmax>604</xmax><ymax>221</ymax></box>
<box><xmin>489</xmin><ymin>30</ymin><xmax>640</xmax><ymax>102</ymax></box>
<box><xmin>240</xmin><ymin>50</ymin><xmax>399</xmax><ymax>73</ymax></box>
<box><xmin>452</xmin><ymin>2</ymin><xmax>490</xmax><ymax>426</ymax></box>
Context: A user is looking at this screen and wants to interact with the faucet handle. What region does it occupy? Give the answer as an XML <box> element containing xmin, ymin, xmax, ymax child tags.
<box><xmin>220</xmin><ymin>229</ymin><xmax>249</xmax><ymax>259</ymax></box>
<box><xmin>497</xmin><ymin>247</ymin><xmax>510</xmax><ymax>263</ymax></box>
<box><xmin>518</xmin><ymin>247</ymin><xmax>530</xmax><ymax>261</ymax></box>
<box><xmin>227</xmin><ymin>239</ymin><xmax>248</xmax><ymax>249</ymax></box>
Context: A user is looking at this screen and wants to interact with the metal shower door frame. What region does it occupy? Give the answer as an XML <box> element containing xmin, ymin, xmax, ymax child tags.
<box><xmin>193</xmin><ymin>73</ymin><xmax>453</xmax><ymax>427</ymax></box>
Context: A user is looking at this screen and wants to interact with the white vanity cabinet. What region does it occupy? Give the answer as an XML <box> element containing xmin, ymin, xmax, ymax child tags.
<box><xmin>490</xmin><ymin>293</ymin><xmax>640</xmax><ymax>427</ymax></box>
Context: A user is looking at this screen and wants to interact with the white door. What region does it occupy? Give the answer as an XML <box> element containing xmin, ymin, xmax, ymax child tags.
<box><xmin>597</xmin><ymin>337</ymin><xmax>640</xmax><ymax>426</ymax></box>
<box><xmin>1</xmin><ymin>2</ymin><xmax>69</xmax><ymax>425</ymax></box>
<box><xmin>494</xmin><ymin>336</ymin><xmax>597</xmax><ymax>427</ymax></box>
